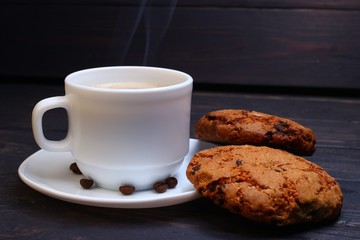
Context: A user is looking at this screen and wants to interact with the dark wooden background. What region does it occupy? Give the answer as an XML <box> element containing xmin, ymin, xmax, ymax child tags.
<box><xmin>1</xmin><ymin>0</ymin><xmax>360</xmax><ymax>92</ymax></box>
<box><xmin>1</xmin><ymin>1</ymin><xmax>360</xmax><ymax>239</ymax></box>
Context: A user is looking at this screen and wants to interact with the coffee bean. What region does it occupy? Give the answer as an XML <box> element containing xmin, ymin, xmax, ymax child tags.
<box><xmin>119</xmin><ymin>185</ymin><xmax>135</xmax><ymax>195</ymax></box>
<box><xmin>80</xmin><ymin>178</ymin><xmax>94</xmax><ymax>189</ymax></box>
<box><xmin>153</xmin><ymin>182</ymin><xmax>168</xmax><ymax>193</ymax></box>
<box><xmin>69</xmin><ymin>162</ymin><xmax>82</xmax><ymax>174</ymax></box>
<box><xmin>165</xmin><ymin>177</ymin><xmax>178</xmax><ymax>189</ymax></box>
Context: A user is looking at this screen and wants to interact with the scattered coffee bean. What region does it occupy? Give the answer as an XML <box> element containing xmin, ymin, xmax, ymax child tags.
<box><xmin>153</xmin><ymin>182</ymin><xmax>168</xmax><ymax>193</ymax></box>
<box><xmin>119</xmin><ymin>185</ymin><xmax>136</xmax><ymax>195</ymax></box>
<box><xmin>80</xmin><ymin>178</ymin><xmax>94</xmax><ymax>189</ymax></box>
<box><xmin>165</xmin><ymin>177</ymin><xmax>178</xmax><ymax>189</ymax></box>
<box><xmin>69</xmin><ymin>162</ymin><xmax>82</xmax><ymax>174</ymax></box>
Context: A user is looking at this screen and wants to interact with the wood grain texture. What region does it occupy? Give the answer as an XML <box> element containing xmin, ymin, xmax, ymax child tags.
<box><xmin>1</xmin><ymin>2</ymin><xmax>360</xmax><ymax>90</ymax></box>
<box><xmin>1</xmin><ymin>83</ymin><xmax>359</xmax><ymax>239</ymax></box>
<box><xmin>3</xmin><ymin>0</ymin><xmax>360</xmax><ymax>9</ymax></box>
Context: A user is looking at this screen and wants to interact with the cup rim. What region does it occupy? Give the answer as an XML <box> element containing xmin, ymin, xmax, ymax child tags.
<box><xmin>65</xmin><ymin>66</ymin><xmax>193</xmax><ymax>93</ymax></box>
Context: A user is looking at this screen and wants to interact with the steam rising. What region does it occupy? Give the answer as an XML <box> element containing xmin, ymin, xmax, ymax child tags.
<box><xmin>111</xmin><ymin>0</ymin><xmax>178</xmax><ymax>65</ymax></box>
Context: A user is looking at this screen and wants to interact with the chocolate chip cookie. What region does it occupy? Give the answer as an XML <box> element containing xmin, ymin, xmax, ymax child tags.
<box><xmin>195</xmin><ymin>109</ymin><xmax>316</xmax><ymax>156</ymax></box>
<box><xmin>186</xmin><ymin>145</ymin><xmax>343</xmax><ymax>226</ymax></box>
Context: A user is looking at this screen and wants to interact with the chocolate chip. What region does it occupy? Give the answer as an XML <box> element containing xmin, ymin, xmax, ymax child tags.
<box><xmin>119</xmin><ymin>185</ymin><xmax>136</xmax><ymax>195</ymax></box>
<box><xmin>206</xmin><ymin>114</ymin><xmax>217</xmax><ymax>121</ymax></box>
<box><xmin>69</xmin><ymin>162</ymin><xmax>82</xmax><ymax>174</ymax></box>
<box><xmin>275</xmin><ymin>121</ymin><xmax>289</xmax><ymax>131</ymax></box>
<box><xmin>153</xmin><ymin>182</ymin><xmax>168</xmax><ymax>193</ymax></box>
<box><xmin>241</xmin><ymin>110</ymin><xmax>250</xmax><ymax>116</ymax></box>
<box><xmin>208</xmin><ymin>182</ymin><xmax>216</xmax><ymax>192</ymax></box>
<box><xmin>80</xmin><ymin>178</ymin><xmax>94</xmax><ymax>189</ymax></box>
<box><xmin>236</xmin><ymin>160</ymin><xmax>243</xmax><ymax>166</ymax></box>
<box><xmin>265</xmin><ymin>131</ymin><xmax>273</xmax><ymax>140</ymax></box>
<box><xmin>165</xmin><ymin>177</ymin><xmax>178</xmax><ymax>189</ymax></box>
<box><xmin>192</xmin><ymin>165</ymin><xmax>200</xmax><ymax>171</ymax></box>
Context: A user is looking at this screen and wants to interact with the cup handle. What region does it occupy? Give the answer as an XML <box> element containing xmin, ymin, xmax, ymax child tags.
<box><xmin>32</xmin><ymin>96</ymin><xmax>71</xmax><ymax>152</ymax></box>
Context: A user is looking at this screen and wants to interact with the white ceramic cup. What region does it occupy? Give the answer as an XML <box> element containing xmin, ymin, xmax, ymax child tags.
<box><xmin>32</xmin><ymin>66</ymin><xmax>193</xmax><ymax>191</ymax></box>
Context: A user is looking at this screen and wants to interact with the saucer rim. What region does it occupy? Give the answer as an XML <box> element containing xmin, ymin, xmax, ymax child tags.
<box><xmin>18</xmin><ymin>138</ymin><xmax>215</xmax><ymax>208</ymax></box>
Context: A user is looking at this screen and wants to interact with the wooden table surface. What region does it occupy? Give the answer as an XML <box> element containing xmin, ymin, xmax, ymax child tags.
<box><xmin>1</xmin><ymin>82</ymin><xmax>359</xmax><ymax>239</ymax></box>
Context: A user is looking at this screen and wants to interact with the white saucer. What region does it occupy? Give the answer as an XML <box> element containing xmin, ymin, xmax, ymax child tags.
<box><xmin>18</xmin><ymin>138</ymin><xmax>217</xmax><ymax>208</ymax></box>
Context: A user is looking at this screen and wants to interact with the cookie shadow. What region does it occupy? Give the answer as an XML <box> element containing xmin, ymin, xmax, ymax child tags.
<box><xmin>190</xmin><ymin>198</ymin><xmax>339</xmax><ymax>239</ymax></box>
